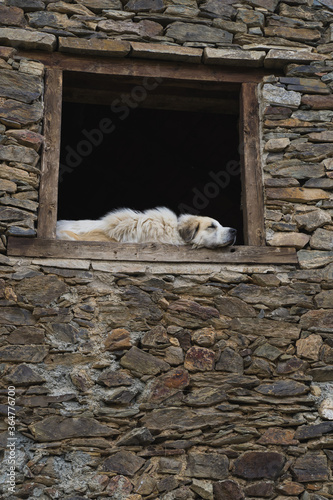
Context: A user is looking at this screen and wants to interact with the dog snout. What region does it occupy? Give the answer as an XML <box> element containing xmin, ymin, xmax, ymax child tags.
<box><xmin>230</xmin><ymin>228</ymin><xmax>237</xmax><ymax>236</ymax></box>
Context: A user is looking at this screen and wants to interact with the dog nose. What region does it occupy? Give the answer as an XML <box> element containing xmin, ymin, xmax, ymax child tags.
<box><xmin>230</xmin><ymin>228</ymin><xmax>237</xmax><ymax>235</ymax></box>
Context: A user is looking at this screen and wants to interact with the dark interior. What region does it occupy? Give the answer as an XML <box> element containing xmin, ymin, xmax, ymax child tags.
<box><xmin>58</xmin><ymin>76</ymin><xmax>243</xmax><ymax>243</ymax></box>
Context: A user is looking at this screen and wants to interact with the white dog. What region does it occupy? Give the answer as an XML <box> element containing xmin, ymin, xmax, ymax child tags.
<box><xmin>56</xmin><ymin>207</ymin><xmax>237</xmax><ymax>248</ymax></box>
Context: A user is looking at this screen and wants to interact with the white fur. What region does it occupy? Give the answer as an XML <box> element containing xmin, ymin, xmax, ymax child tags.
<box><xmin>56</xmin><ymin>207</ymin><xmax>237</xmax><ymax>248</ymax></box>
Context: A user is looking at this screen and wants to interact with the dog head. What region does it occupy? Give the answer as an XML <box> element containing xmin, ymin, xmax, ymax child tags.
<box><xmin>178</xmin><ymin>215</ymin><xmax>237</xmax><ymax>248</ymax></box>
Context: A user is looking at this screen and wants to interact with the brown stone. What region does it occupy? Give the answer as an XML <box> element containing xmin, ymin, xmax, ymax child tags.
<box><xmin>247</xmin><ymin>0</ymin><xmax>279</xmax><ymax>11</ymax></box>
<box><xmin>264</xmin><ymin>26</ymin><xmax>321</xmax><ymax>42</ymax></box>
<box><xmin>296</xmin><ymin>334</ymin><xmax>323</xmax><ymax>361</ymax></box>
<box><xmin>102</xmin><ymin>451</ymin><xmax>145</xmax><ymax>476</ymax></box>
<box><xmin>309</xmin><ymin>366</ymin><xmax>333</xmax><ymax>382</ymax></box>
<box><xmin>315</xmin><ymin>289</ymin><xmax>333</xmax><ymax>308</ymax></box>
<box><xmin>59</xmin><ymin>37</ymin><xmax>130</xmax><ymax>57</ymax></box>
<box><xmin>276</xmin><ymin>482</ymin><xmax>304</xmax><ymax>496</ymax></box>
<box><xmin>27</xmin><ymin>11</ymin><xmax>83</xmax><ymax>30</ymax></box>
<box><xmin>5</xmin><ymin>129</ymin><xmax>43</xmax><ymax>151</ymax></box>
<box><xmin>301</xmin><ymin>94</ymin><xmax>333</xmax><ymax>109</ymax></box>
<box><xmin>131</xmin><ymin>41</ymin><xmax>202</xmax><ymax>63</ymax></box>
<box><xmin>244</xmin><ymin>482</ymin><xmax>273</xmax><ymax>498</ymax></box>
<box><xmin>185</xmin><ymin>453</ymin><xmax>229</xmax><ymax>480</ymax></box>
<box><xmin>105</xmin><ymin>475</ymin><xmax>133</xmax><ymax>498</ymax></box>
<box><xmin>280</xmin><ymin>76</ymin><xmax>330</xmax><ymax>95</ymax></box>
<box><xmin>184</xmin><ymin>386</ymin><xmax>227</xmax><ymax>407</ymax></box>
<box><xmin>231</xmin><ymin>317</ymin><xmax>300</xmax><ymax>338</ymax></box>
<box><xmin>76</xmin><ymin>0</ymin><xmax>122</xmax><ymax>11</ymax></box>
<box><xmin>214</xmin><ymin>480</ymin><xmax>244</xmax><ymax>500</ymax></box>
<box><xmin>255</xmin><ymin>380</ymin><xmax>309</xmax><ymax>397</ymax></box>
<box><xmin>215</xmin><ymin>296</ymin><xmax>256</xmax><ymax>317</ymax></box>
<box><xmin>203</xmin><ymin>47</ymin><xmax>265</xmax><ymax>67</ymax></box>
<box><xmin>265</xmin><ymin>49</ymin><xmax>327</xmax><ymax>69</ymax></box>
<box><xmin>104</xmin><ymin>328</ymin><xmax>131</xmax><ymax>351</ymax></box>
<box><xmin>0</xmin><ymin>345</ymin><xmax>48</xmax><ymax>362</ymax></box>
<box><xmin>16</xmin><ymin>275</ymin><xmax>68</xmax><ymax>307</ymax></box>
<box><xmin>292</xmin><ymin>453</ymin><xmax>329</xmax><ymax>482</ymax></box>
<box><xmin>308</xmin><ymin>131</ymin><xmax>333</xmax><ymax>142</ymax></box>
<box><xmin>0</xmin><ymin>99</ymin><xmax>43</xmax><ymax>127</ymax></box>
<box><xmin>141</xmin><ymin>407</ymin><xmax>228</xmax><ymax>432</ymax></box>
<box><xmin>98</xmin><ymin>19</ymin><xmax>163</xmax><ymax>38</ymax></box>
<box><xmin>142</xmin><ymin>325</ymin><xmax>170</xmax><ymax>348</ymax></box>
<box><xmin>7</xmin><ymin>326</ymin><xmax>45</xmax><ymax>344</ymax></box>
<box><xmin>120</xmin><ymin>346</ymin><xmax>170</xmax><ymax>375</ymax></box>
<box><xmin>184</xmin><ymin>346</ymin><xmax>215</xmax><ymax>372</ymax></box>
<box><xmin>0</xmin><ymin>5</ymin><xmax>26</xmax><ymax>27</ymax></box>
<box><xmin>5</xmin><ymin>364</ymin><xmax>45</xmax><ymax>386</ymax></box>
<box><xmin>258</xmin><ymin>428</ymin><xmax>298</xmax><ymax>445</ymax></box>
<box><xmin>0</xmin><ymin>307</ymin><xmax>36</xmax><ymax>326</ymax></box>
<box><xmin>300</xmin><ymin>309</ymin><xmax>333</xmax><ymax>332</ymax></box>
<box><xmin>97</xmin><ymin>370</ymin><xmax>134</xmax><ymax>387</ymax></box>
<box><xmin>234</xmin><ymin>452</ymin><xmax>285</xmax><ymax>480</ymax></box>
<box><xmin>0</xmin><ymin>179</ymin><xmax>17</xmax><ymax>193</ymax></box>
<box><xmin>124</xmin><ymin>0</ymin><xmax>166</xmax><ymax>12</ymax></box>
<box><xmin>191</xmin><ymin>327</ymin><xmax>216</xmax><ymax>347</ymax></box>
<box><xmin>142</xmin><ymin>368</ymin><xmax>190</xmax><ymax>403</ymax></box>
<box><xmin>310</xmin><ymin>228</ymin><xmax>333</xmax><ymax>251</ymax></box>
<box><xmin>30</xmin><ymin>416</ymin><xmax>118</xmax><ymax>442</ymax></box>
<box><xmin>47</xmin><ymin>1</ymin><xmax>95</xmax><ymax>15</ymax></box>
<box><xmin>276</xmin><ymin>357</ymin><xmax>308</xmax><ymax>375</ymax></box>
<box><xmin>167</xmin><ymin>299</ymin><xmax>219</xmax><ymax>328</ymax></box>
<box><xmin>266</xmin><ymin>187</ymin><xmax>330</xmax><ymax>203</ymax></box>
<box><xmin>230</xmin><ymin>283</ymin><xmax>312</xmax><ymax>308</ymax></box>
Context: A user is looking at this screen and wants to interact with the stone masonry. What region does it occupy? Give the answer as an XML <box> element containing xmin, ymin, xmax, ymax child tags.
<box><xmin>1</xmin><ymin>0</ymin><xmax>333</xmax><ymax>499</ymax></box>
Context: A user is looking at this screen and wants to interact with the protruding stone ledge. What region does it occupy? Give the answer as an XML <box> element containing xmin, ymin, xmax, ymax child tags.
<box><xmin>203</xmin><ymin>47</ymin><xmax>265</xmax><ymax>67</ymax></box>
<box><xmin>59</xmin><ymin>37</ymin><xmax>131</xmax><ymax>57</ymax></box>
<box><xmin>264</xmin><ymin>48</ymin><xmax>329</xmax><ymax>68</ymax></box>
<box><xmin>130</xmin><ymin>41</ymin><xmax>202</xmax><ymax>63</ymax></box>
<box><xmin>0</xmin><ymin>27</ymin><xmax>56</xmax><ymax>52</ymax></box>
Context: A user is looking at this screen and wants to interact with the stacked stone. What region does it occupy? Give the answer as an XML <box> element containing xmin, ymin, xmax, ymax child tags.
<box><xmin>0</xmin><ymin>46</ymin><xmax>44</xmax><ymax>251</ymax></box>
<box><xmin>263</xmin><ymin>64</ymin><xmax>333</xmax><ymax>266</ymax></box>
<box><xmin>0</xmin><ymin>263</ymin><xmax>333</xmax><ymax>499</ymax></box>
<box><xmin>0</xmin><ymin>0</ymin><xmax>332</xmax><ymax>66</ymax></box>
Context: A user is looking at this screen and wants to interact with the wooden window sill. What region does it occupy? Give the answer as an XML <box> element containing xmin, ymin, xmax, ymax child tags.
<box><xmin>7</xmin><ymin>237</ymin><xmax>298</xmax><ymax>264</ymax></box>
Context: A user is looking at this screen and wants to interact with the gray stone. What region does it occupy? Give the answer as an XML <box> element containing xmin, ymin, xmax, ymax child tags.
<box><xmin>0</xmin><ymin>27</ymin><xmax>56</xmax><ymax>51</ymax></box>
<box><xmin>230</xmin><ymin>283</ymin><xmax>312</xmax><ymax>307</ymax></box>
<box><xmin>76</xmin><ymin>0</ymin><xmax>122</xmax><ymax>11</ymax></box>
<box><xmin>231</xmin><ymin>317</ymin><xmax>300</xmax><ymax>338</ymax></box>
<box><xmin>295</xmin><ymin>210</ymin><xmax>331</xmax><ymax>231</ymax></box>
<box><xmin>215</xmin><ymin>296</ymin><xmax>256</xmax><ymax>317</ymax></box>
<box><xmin>0</xmin><ymin>307</ymin><xmax>36</xmax><ymax>326</ymax></box>
<box><xmin>166</xmin><ymin>22</ymin><xmax>233</xmax><ymax>43</ymax></box>
<box><xmin>117</xmin><ymin>427</ymin><xmax>154</xmax><ymax>446</ymax></box>
<box><xmin>131</xmin><ymin>41</ymin><xmax>202</xmax><ymax>63</ymax></box>
<box><xmin>234</xmin><ymin>452</ymin><xmax>285</xmax><ymax>479</ymax></box>
<box><xmin>16</xmin><ymin>275</ymin><xmax>68</xmax><ymax>306</ymax></box>
<box><xmin>5</xmin><ymin>364</ymin><xmax>45</xmax><ymax>385</ymax></box>
<box><xmin>255</xmin><ymin>380</ymin><xmax>309</xmax><ymax>397</ymax></box>
<box><xmin>200</xmin><ymin>0</ymin><xmax>236</xmax><ymax>18</ymax></box>
<box><xmin>185</xmin><ymin>453</ymin><xmax>229</xmax><ymax>480</ymax></box>
<box><xmin>263</xmin><ymin>84</ymin><xmax>301</xmax><ymax>108</ymax></box>
<box><xmin>203</xmin><ymin>47</ymin><xmax>265</xmax><ymax>67</ymax></box>
<box><xmin>184</xmin><ymin>387</ymin><xmax>227</xmax><ymax>407</ymax></box>
<box><xmin>98</xmin><ymin>19</ymin><xmax>163</xmax><ymax>38</ymax></box>
<box><xmin>0</xmin><ymin>145</ymin><xmax>39</xmax><ymax>166</ymax></box>
<box><xmin>315</xmin><ymin>289</ymin><xmax>333</xmax><ymax>308</ymax></box>
<box><xmin>310</xmin><ymin>228</ymin><xmax>333</xmax><ymax>251</ymax></box>
<box><xmin>214</xmin><ymin>480</ymin><xmax>244</xmax><ymax>500</ymax></box>
<box><xmin>0</xmin><ymin>69</ymin><xmax>42</xmax><ymax>104</ymax></box>
<box><xmin>124</xmin><ymin>0</ymin><xmax>164</xmax><ymax>12</ymax></box>
<box><xmin>0</xmin><ymin>345</ymin><xmax>48</xmax><ymax>362</ymax></box>
<box><xmin>292</xmin><ymin>453</ymin><xmax>329</xmax><ymax>482</ymax></box>
<box><xmin>216</xmin><ymin>347</ymin><xmax>243</xmax><ymax>373</ymax></box>
<box><xmin>254</xmin><ymin>343</ymin><xmax>282</xmax><ymax>361</ymax></box>
<box><xmin>298</xmin><ymin>250</ymin><xmax>333</xmax><ymax>269</ymax></box>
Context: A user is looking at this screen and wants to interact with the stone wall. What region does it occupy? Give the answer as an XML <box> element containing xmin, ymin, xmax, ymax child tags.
<box><xmin>1</xmin><ymin>0</ymin><xmax>333</xmax><ymax>499</ymax></box>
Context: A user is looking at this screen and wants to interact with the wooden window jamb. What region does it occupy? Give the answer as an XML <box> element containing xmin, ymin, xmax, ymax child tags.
<box><xmin>37</xmin><ymin>68</ymin><xmax>63</xmax><ymax>239</ymax></box>
<box><xmin>240</xmin><ymin>82</ymin><xmax>265</xmax><ymax>246</ymax></box>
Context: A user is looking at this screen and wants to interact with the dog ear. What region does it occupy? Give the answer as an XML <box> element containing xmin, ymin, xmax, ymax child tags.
<box><xmin>178</xmin><ymin>218</ymin><xmax>200</xmax><ymax>243</ymax></box>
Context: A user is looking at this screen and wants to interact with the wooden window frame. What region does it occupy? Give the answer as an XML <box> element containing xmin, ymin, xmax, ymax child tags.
<box><xmin>7</xmin><ymin>53</ymin><xmax>297</xmax><ymax>264</ymax></box>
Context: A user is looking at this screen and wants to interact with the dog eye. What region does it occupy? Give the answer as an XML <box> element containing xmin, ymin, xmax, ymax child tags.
<box><xmin>208</xmin><ymin>223</ymin><xmax>216</xmax><ymax>229</ymax></box>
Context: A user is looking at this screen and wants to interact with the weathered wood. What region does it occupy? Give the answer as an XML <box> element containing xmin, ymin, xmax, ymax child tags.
<box><xmin>7</xmin><ymin>238</ymin><xmax>298</xmax><ymax>264</ymax></box>
<box><xmin>18</xmin><ymin>51</ymin><xmax>271</xmax><ymax>84</ymax></box>
<box><xmin>37</xmin><ymin>68</ymin><xmax>62</xmax><ymax>239</ymax></box>
<box><xmin>240</xmin><ymin>82</ymin><xmax>265</xmax><ymax>246</ymax></box>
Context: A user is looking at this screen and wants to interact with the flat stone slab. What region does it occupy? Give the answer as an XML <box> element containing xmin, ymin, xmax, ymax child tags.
<box><xmin>30</xmin><ymin>415</ymin><xmax>118</xmax><ymax>441</ymax></box>
<box><xmin>59</xmin><ymin>37</ymin><xmax>130</xmax><ymax>57</ymax></box>
<box><xmin>203</xmin><ymin>47</ymin><xmax>265</xmax><ymax>67</ymax></box>
<box><xmin>131</xmin><ymin>41</ymin><xmax>202</xmax><ymax>63</ymax></box>
<box><xmin>265</xmin><ymin>49</ymin><xmax>327</xmax><ymax>68</ymax></box>
<box><xmin>0</xmin><ymin>27</ymin><xmax>56</xmax><ymax>52</ymax></box>
<box><xmin>166</xmin><ymin>22</ymin><xmax>233</xmax><ymax>44</ymax></box>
